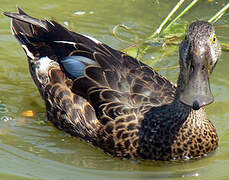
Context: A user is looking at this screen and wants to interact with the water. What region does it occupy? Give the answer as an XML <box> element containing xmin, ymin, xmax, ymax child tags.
<box><xmin>0</xmin><ymin>0</ymin><xmax>229</xmax><ymax>179</ymax></box>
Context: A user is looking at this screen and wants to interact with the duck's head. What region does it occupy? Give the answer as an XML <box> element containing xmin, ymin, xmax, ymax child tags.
<box><xmin>178</xmin><ymin>21</ymin><xmax>221</xmax><ymax>110</ymax></box>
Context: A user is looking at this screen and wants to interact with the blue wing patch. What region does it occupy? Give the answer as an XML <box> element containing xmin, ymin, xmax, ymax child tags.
<box><xmin>61</xmin><ymin>56</ymin><xmax>97</xmax><ymax>79</ymax></box>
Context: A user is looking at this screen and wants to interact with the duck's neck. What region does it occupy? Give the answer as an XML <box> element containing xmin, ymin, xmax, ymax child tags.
<box><xmin>138</xmin><ymin>96</ymin><xmax>218</xmax><ymax>160</ymax></box>
<box><xmin>138</xmin><ymin>99</ymin><xmax>192</xmax><ymax>159</ymax></box>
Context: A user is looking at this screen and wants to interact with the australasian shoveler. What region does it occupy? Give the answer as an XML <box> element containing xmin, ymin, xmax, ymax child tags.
<box><xmin>4</xmin><ymin>8</ymin><xmax>221</xmax><ymax>160</ymax></box>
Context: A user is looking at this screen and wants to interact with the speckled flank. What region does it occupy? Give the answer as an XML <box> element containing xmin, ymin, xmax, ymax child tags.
<box><xmin>5</xmin><ymin>9</ymin><xmax>221</xmax><ymax>160</ymax></box>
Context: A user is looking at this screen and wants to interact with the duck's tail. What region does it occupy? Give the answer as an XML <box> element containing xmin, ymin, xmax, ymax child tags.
<box><xmin>4</xmin><ymin>8</ymin><xmax>75</xmax><ymax>60</ymax></box>
<box><xmin>4</xmin><ymin>8</ymin><xmax>105</xmax><ymax>61</ymax></box>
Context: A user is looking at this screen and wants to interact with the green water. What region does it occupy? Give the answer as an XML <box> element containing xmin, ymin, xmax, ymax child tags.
<box><xmin>0</xmin><ymin>0</ymin><xmax>229</xmax><ymax>179</ymax></box>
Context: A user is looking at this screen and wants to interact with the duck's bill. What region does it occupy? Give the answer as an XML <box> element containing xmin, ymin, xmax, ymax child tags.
<box><xmin>179</xmin><ymin>60</ymin><xmax>214</xmax><ymax>110</ymax></box>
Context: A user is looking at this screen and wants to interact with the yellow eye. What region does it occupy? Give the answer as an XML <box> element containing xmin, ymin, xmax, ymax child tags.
<box><xmin>212</xmin><ymin>35</ymin><xmax>216</xmax><ymax>44</ymax></box>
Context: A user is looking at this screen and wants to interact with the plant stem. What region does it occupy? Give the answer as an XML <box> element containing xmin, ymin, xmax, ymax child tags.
<box><xmin>148</xmin><ymin>0</ymin><xmax>186</xmax><ymax>40</ymax></box>
<box><xmin>163</xmin><ymin>0</ymin><xmax>199</xmax><ymax>32</ymax></box>
<box><xmin>208</xmin><ymin>2</ymin><xmax>229</xmax><ymax>23</ymax></box>
<box><xmin>112</xmin><ymin>24</ymin><xmax>139</xmax><ymax>43</ymax></box>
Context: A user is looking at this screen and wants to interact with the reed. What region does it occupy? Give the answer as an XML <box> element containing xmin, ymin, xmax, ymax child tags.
<box><xmin>113</xmin><ymin>0</ymin><xmax>229</xmax><ymax>61</ymax></box>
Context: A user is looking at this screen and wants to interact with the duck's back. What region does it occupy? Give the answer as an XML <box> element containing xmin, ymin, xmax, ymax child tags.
<box><xmin>43</xmin><ymin>34</ymin><xmax>177</xmax><ymax>158</ymax></box>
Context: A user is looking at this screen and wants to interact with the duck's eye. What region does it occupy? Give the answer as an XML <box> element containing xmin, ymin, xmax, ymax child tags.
<box><xmin>212</xmin><ymin>35</ymin><xmax>216</xmax><ymax>44</ymax></box>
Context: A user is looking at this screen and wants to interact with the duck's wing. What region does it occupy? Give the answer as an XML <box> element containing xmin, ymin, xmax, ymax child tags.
<box><xmin>4</xmin><ymin>8</ymin><xmax>101</xmax><ymax>141</ymax></box>
<box><xmin>4</xmin><ymin>9</ymin><xmax>176</xmax><ymax>158</ymax></box>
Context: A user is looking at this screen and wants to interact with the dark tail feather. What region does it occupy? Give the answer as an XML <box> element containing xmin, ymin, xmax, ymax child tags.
<box><xmin>4</xmin><ymin>8</ymin><xmax>48</xmax><ymax>32</ymax></box>
<box><xmin>3</xmin><ymin>8</ymin><xmax>75</xmax><ymax>59</ymax></box>
<box><xmin>3</xmin><ymin>8</ymin><xmax>52</xmax><ymax>46</ymax></box>
<box><xmin>4</xmin><ymin>8</ymin><xmax>84</xmax><ymax>43</ymax></box>
<box><xmin>3</xmin><ymin>8</ymin><xmax>124</xmax><ymax>64</ymax></box>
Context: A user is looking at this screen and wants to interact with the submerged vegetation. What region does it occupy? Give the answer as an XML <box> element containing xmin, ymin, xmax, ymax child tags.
<box><xmin>113</xmin><ymin>0</ymin><xmax>229</xmax><ymax>68</ymax></box>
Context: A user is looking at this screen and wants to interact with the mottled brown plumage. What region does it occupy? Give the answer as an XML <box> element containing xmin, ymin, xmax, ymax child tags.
<box><xmin>4</xmin><ymin>8</ymin><xmax>221</xmax><ymax>160</ymax></box>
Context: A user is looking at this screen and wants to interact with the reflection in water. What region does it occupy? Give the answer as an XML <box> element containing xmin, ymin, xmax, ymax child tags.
<box><xmin>0</xmin><ymin>102</ymin><xmax>8</xmax><ymax>121</ymax></box>
<box><xmin>0</xmin><ymin>0</ymin><xmax>229</xmax><ymax>179</ymax></box>
<box><xmin>0</xmin><ymin>140</ymin><xmax>206</xmax><ymax>179</ymax></box>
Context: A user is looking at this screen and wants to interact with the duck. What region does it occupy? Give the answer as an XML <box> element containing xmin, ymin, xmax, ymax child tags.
<box><xmin>4</xmin><ymin>8</ymin><xmax>221</xmax><ymax>160</ymax></box>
